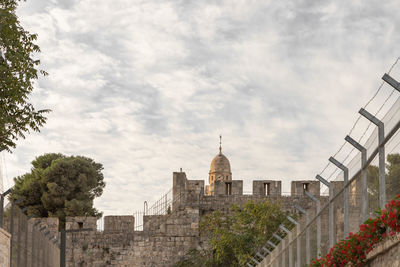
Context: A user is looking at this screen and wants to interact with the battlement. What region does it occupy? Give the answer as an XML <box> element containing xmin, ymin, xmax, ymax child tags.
<box><xmin>174</xmin><ymin>172</ymin><xmax>332</xmax><ymax>199</ymax></box>
<box><xmin>38</xmin><ymin>171</ymin><xmax>355</xmax><ymax>267</ymax></box>
<box><xmin>104</xmin><ymin>216</ymin><xmax>135</xmax><ymax>232</ymax></box>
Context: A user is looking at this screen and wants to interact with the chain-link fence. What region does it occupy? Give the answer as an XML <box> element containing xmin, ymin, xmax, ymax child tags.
<box><xmin>250</xmin><ymin>59</ymin><xmax>400</xmax><ymax>267</ymax></box>
<box><xmin>0</xmin><ymin>198</ymin><xmax>60</xmax><ymax>267</ymax></box>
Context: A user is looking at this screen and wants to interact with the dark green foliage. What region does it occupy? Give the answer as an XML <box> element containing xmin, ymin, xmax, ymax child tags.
<box><xmin>0</xmin><ymin>0</ymin><xmax>49</xmax><ymax>152</ymax></box>
<box><xmin>176</xmin><ymin>200</ymin><xmax>289</xmax><ymax>267</ymax></box>
<box><xmin>386</xmin><ymin>153</ymin><xmax>400</xmax><ymax>198</ymax></box>
<box><xmin>366</xmin><ymin>153</ymin><xmax>400</xmax><ymax>203</ymax></box>
<box><xmin>9</xmin><ymin>153</ymin><xmax>105</xmax><ymax>229</ymax></box>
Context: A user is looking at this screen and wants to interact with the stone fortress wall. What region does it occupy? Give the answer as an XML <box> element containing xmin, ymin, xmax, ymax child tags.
<box><xmin>53</xmin><ymin>171</ymin><xmax>363</xmax><ymax>267</ymax></box>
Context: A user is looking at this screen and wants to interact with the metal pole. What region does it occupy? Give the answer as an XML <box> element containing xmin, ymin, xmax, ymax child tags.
<box><xmin>44</xmin><ymin>231</ymin><xmax>50</xmax><ymax>267</ymax></box>
<box><xmin>305</xmin><ymin>191</ymin><xmax>321</xmax><ymax>257</ymax></box>
<box><xmin>287</xmin><ymin>216</ymin><xmax>300</xmax><ymax>267</ymax></box>
<box><xmin>262</xmin><ymin>247</ymin><xmax>271</xmax><ymax>266</ymax></box>
<box><xmin>165</xmin><ymin>194</ymin><xmax>167</xmax><ymax>213</ymax></box>
<box><xmin>280</xmin><ymin>225</ymin><xmax>292</xmax><ymax>267</ymax></box>
<box><xmin>0</xmin><ymin>188</ymin><xmax>11</xmax><ymax>228</ymax></box>
<box><xmin>24</xmin><ymin>215</ymin><xmax>33</xmax><ymax>267</ymax></box>
<box><xmin>345</xmin><ymin>135</ymin><xmax>368</xmax><ymax>222</ymax></box>
<box><xmin>17</xmin><ymin>207</ymin><xmax>27</xmax><ymax>267</ymax></box>
<box><xmin>295</xmin><ymin>204</ymin><xmax>309</xmax><ymax>264</ymax></box>
<box><xmin>17</xmin><ymin>210</ymin><xmax>22</xmax><ymax>267</ymax></box>
<box><xmin>10</xmin><ymin>202</ymin><xmax>15</xmax><ymax>267</ymax></box>
<box><xmin>273</xmin><ymin>234</ymin><xmax>284</xmax><ymax>267</ymax></box>
<box><xmin>32</xmin><ymin>221</ymin><xmax>40</xmax><ymax>267</ymax></box>
<box><xmin>382</xmin><ymin>73</ymin><xmax>400</xmax><ymax>93</ymax></box>
<box><xmin>329</xmin><ymin>156</ymin><xmax>349</xmax><ymax>237</ymax></box>
<box><xmin>38</xmin><ymin>226</ymin><xmax>46</xmax><ymax>267</ymax></box>
<box><xmin>316</xmin><ymin>175</ymin><xmax>334</xmax><ymax>247</ymax></box>
<box><xmin>60</xmin><ymin>230</ymin><xmax>66</xmax><ymax>267</ymax></box>
<box><xmin>267</xmin><ymin>241</ymin><xmax>277</xmax><ymax>267</ymax></box>
<box><xmin>251</xmin><ymin>257</ymin><xmax>260</xmax><ymax>265</ymax></box>
<box><xmin>0</xmin><ymin>194</ymin><xmax>3</xmax><ymax>228</ymax></box>
<box><xmin>359</xmin><ymin>108</ymin><xmax>386</xmax><ymax>208</ymax></box>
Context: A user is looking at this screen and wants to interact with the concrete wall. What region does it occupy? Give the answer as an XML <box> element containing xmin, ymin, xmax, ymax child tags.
<box><xmin>0</xmin><ymin>228</ymin><xmax>10</xmax><ymax>267</ymax></box>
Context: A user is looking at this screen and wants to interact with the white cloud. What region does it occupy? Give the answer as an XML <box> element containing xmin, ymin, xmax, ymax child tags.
<box><xmin>2</xmin><ymin>0</ymin><xmax>399</xmax><ymax>215</ymax></box>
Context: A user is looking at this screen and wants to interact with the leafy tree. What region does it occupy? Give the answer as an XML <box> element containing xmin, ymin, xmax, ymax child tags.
<box><xmin>362</xmin><ymin>153</ymin><xmax>400</xmax><ymax>211</ymax></box>
<box><xmin>9</xmin><ymin>153</ymin><xmax>105</xmax><ymax>229</ymax></box>
<box><xmin>386</xmin><ymin>153</ymin><xmax>400</xmax><ymax>197</ymax></box>
<box><xmin>176</xmin><ymin>200</ymin><xmax>291</xmax><ymax>267</ymax></box>
<box><xmin>0</xmin><ymin>0</ymin><xmax>49</xmax><ymax>152</ymax></box>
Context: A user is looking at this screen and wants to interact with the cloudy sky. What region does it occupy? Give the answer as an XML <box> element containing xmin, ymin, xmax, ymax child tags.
<box><xmin>1</xmin><ymin>0</ymin><xmax>400</xmax><ymax>215</ymax></box>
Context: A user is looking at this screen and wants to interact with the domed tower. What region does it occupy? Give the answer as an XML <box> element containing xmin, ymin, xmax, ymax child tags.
<box><xmin>206</xmin><ymin>136</ymin><xmax>232</xmax><ymax>195</ymax></box>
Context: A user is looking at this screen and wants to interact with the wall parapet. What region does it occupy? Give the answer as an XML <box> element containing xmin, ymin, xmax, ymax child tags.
<box><xmin>366</xmin><ymin>232</ymin><xmax>400</xmax><ymax>266</ymax></box>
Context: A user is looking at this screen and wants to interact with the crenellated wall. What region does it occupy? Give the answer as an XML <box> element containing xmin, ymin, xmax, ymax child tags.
<box><xmin>37</xmin><ymin>171</ymin><xmax>344</xmax><ymax>266</ymax></box>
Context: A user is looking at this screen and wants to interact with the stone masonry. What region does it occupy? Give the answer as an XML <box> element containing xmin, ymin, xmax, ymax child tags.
<box><xmin>55</xmin><ymin>171</ymin><xmax>341</xmax><ymax>267</ymax></box>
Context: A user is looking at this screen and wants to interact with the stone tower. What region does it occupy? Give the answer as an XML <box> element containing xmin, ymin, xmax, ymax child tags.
<box><xmin>206</xmin><ymin>136</ymin><xmax>232</xmax><ymax>195</ymax></box>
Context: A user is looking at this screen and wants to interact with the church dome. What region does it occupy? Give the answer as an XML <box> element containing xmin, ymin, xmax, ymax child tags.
<box><xmin>209</xmin><ymin>153</ymin><xmax>231</xmax><ymax>174</ymax></box>
<box><xmin>208</xmin><ymin>135</ymin><xmax>232</xmax><ymax>183</ymax></box>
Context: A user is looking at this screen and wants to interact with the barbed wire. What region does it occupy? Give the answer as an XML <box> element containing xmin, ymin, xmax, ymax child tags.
<box><xmin>388</xmin><ymin>130</ymin><xmax>400</xmax><ymax>154</ymax></box>
<box><xmin>319</xmin><ymin>57</ymin><xmax>400</xmax><ymax>180</ymax></box>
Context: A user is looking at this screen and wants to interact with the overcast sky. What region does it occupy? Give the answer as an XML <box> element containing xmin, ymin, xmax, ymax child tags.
<box><xmin>1</xmin><ymin>0</ymin><xmax>400</xmax><ymax>215</ymax></box>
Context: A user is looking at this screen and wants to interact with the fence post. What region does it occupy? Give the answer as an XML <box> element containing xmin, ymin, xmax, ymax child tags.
<box><xmin>304</xmin><ymin>191</ymin><xmax>321</xmax><ymax>257</ymax></box>
<box><xmin>38</xmin><ymin>226</ymin><xmax>46</xmax><ymax>267</ymax></box>
<box><xmin>316</xmin><ymin>175</ymin><xmax>335</xmax><ymax>247</ymax></box>
<box><xmin>273</xmin><ymin>234</ymin><xmax>284</xmax><ymax>267</ymax></box>
<box><xmin>251</xmin><ymin>257</ymin><xmax>260</xmax><ymax>266</ymax></box>
<box><xmin>60</xmin><ymin>230</ymin><xmax>66</xmax><ymax>267</ymax></box>
<box><xmin>0</xmin><ymin>188</ymin><xmax>11</xmax><ymax>228</ymax></box>
<box><xmin>262</xmin><ymin>246</ymin><xmax>272</xmax><ymax>266</ymax></box>
<box><xmin>279</xmin><ymin>225</ymin><xmax>292</xmax><ymax>267</ymax></box>
<box><xmin>287</xmin><ymin>216</ymin><xmax>299</xmax><ymax>267</ymax></box>
<box><xmin>16</xmin><ymin>207</ymin><xmax>27</xmax><ymax>267</ymax></box>
<box><xmin>32</xmin><ymin>221</ymin><xmax>40</xmax><ymax>267</ymax></box>
<box><xmin>267</xmin><ymin>240</ymin><xmax>277</xmax><ymax>267</ymax></box>
<box><xmin>10</xmin><ymin>199</ymin><xmax>22</xmax><ymax>267</ymax></box>
<box><xmin>24</xmin><ymin>215</ymin><xmax>33</xmax><ymax>267</ymax></box>
<box><xmin>382</xmin><ymin>73</ymin><xmax>400</xmax><ymax>93</ymax></box>
<box><xmin>165</xmin><ymin>194</ymin><xmax>167</xmax><ymax>213</ymax></box>
<box><xmin>44</xmin><ymin>231</ymin><xmax>50</xmax><ymax>267</ymax></box>
<box><xmin>329</xmin><ymin>157</ymin><xmax>349</xmax><ymax>237</ymax></box>
<box><xmin>359</xmin><ymin>108</ymin><xmax>386</xmax><ymax>208</ymax></box>
<box><xmin>295</xmin><ymin>204</ymin><xmax>309</xmax><ymax>264</ymax></box>
<box><xmin>345</xmin><ymin>135</ymin><xmax>368</xmax><ymax>222</ymax></box>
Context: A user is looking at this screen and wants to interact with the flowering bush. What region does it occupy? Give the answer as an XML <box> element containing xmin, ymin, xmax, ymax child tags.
<box><xmin>309</xmin><ymin>194</ymin><xmax>400</xmax><ymax>267</ymax></box>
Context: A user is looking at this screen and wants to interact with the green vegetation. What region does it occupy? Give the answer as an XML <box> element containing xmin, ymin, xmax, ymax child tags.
<box><xmin>9</xmin><ymin>153</ymin><xmax>105</xmax><ymax>229</ymax></box>
<box><xmin>0</xmin><ymin>0</ymin><xmax>49</xmax><ymax>152</ymax></box>
<box><xmin>366</xmin><ymin>153</ymin><xmax>400</xmax><ymax>209</ymax></box>
<box><xmin>175</xmin><ymin>200</ymin><xmax>291</xmax><ymax>267</ymax></box>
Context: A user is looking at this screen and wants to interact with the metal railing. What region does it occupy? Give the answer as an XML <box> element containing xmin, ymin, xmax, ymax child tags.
<box><xmin>133</xmin><ymin>187</ymin><xmax>185</xmax><ymax>231</ymax></box>
<box><xmin>251</xmin><ymin>63</ymin><xmax>400</xmax><ymax>266</ymax></box>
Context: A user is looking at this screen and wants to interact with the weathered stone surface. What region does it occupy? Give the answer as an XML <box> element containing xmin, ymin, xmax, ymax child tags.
<box><xmin>366</xmin><ymin>233</ymin><xmax>400</xmax><ymax>267</ymax></box>
<box><xmin>58</xmin><ymin>172</ymin><xmax>326</xmax><ymax>266</ymax></box>
<box><xmin>0</xmin><ymin>227</ymin><xmax>10</xmax><ymax>267</ymax></box>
